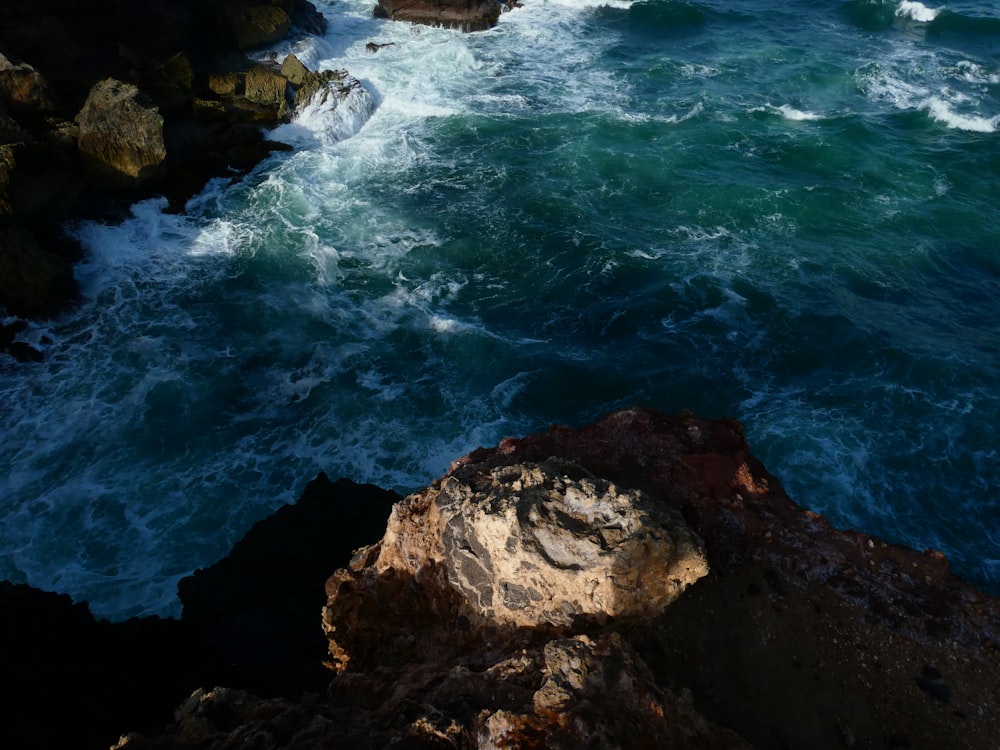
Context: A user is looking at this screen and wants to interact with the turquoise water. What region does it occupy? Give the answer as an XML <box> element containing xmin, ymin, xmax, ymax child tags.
<box><xmin>1</xmin><ymin>0</ymin><xmax>998</xmax><ymax>618</ymax></box>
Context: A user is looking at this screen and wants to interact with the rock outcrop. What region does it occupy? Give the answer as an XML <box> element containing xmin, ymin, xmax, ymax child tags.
<box><xmin>323</xmin><ymin>458</ymin><xmax>708</xmax><ymax>668</ymax></box>
<box><xmin>373</xmin><ymin>0</ymin><xmax>518</xmax><ymax>33</ymax></box>
<box><xmin>0</xmin><ymin>0</ymin><xmax>330</xmax><ymax>324</ymax></box>
<box><xmin>76</xmin><ymin>78</ymin><xmax>168</xmax><ymax>187</ymax></box>
<box><xmin>6</xmin><ymin>408</ymin><xmax>1000</xmax><ymax>749</ymax></box>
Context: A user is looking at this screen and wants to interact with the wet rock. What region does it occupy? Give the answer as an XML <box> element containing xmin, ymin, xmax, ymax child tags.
<box><xmin>0</xmin><ymin>581</ymin><xmax>206</xmax><ymax>750</ymax></box>
<box><xmin>372</xmin><ymin>0</ymin><xmax>511</xmax><ymax>33</ymax></box>
<box><xmin>292</xmin><ymin>68</ymin><xmax>353</xmax><ymax>110</ymax></box>
<box><xmin>75</xmin><ymin>78</ymin><xmax>167</xmax><ymax>187</ymax></box>
<box><xmin>279</xmin><ymin>53</ymin><xmax>309</xmax><ymax>86</ymax></box>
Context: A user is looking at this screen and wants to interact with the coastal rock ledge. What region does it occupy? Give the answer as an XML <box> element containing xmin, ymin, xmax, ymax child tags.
<box><xmin>373</xmin><ymin>0</ymin><xmax>518</xmax><ymax>32</ymax></box>
<box><xmin>5</xmin><ymin>408</ymin><xmax>1000</xmax><ymax>750</ymax></box>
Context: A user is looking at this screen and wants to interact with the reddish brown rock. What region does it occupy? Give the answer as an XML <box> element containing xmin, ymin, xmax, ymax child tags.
<box><xmin>20</xmin><ymin>408</ymin><xmax>1000</xmax><ymax>749</ymax></box>
<box><xmin>448</xmin><ymin>407</ymin><xmax>1000</xmax><ymax>749</ymax></box>
<box><xmin>372</xmin><ymin>0</ymin><xmax>513</xmax><ymax>33</ymax></box>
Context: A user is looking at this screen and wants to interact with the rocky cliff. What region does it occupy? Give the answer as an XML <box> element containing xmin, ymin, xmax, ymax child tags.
<box><xmin>6</xmin><ymin>408</ymin><xmax>998</xmax><ymax>749</ymax></box>
<box><xmin>0</xmin><ymin>0</ymin><xmax>338</xmax><ymax>330</ymax></box>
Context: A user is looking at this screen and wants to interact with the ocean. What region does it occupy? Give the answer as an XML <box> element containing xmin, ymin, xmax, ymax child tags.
<box><xmin>1</xmin><ymin>0</ymin><xmax>998</xmax><ymax>619</ymax></box>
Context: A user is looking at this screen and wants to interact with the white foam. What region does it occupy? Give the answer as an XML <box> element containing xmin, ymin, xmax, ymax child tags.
<box><xmin>777</xmin><ymin>104</ymin><xmax>825</xmax><ymax>121</ymax></box>
<box><xmin>271</xmin><ymin>72</ymin><xmax>377</xmax><ymax>147</ymax></box>
<box><xmin>665</xmin><ymin>101</ymin><xmax>705</xmax><ymax>124</ymax></box>
<box><xmin>895</xmin><ymin>1</ymin><xmax>943</xmax><ymax>22</ymax></box>
<box><xmin>921</xmin><ymin>96</ymin><xmax>999</xmax><ymax>132</ymax></box>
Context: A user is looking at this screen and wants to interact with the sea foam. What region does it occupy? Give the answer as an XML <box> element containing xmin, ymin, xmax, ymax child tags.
<box><xmin>895</xmin><ymin>1</ymin><xmax>943</xmax><ymax>23</ymax></box>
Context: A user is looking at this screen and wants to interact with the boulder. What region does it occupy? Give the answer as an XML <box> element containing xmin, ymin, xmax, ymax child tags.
<box><xmin>243</xmin><ymin>64</ymin><xmax>288</xmax><ymax>108</ymax></box>
<box><xmin>369</xmin><ymin>458</ymin><xmax>707</xmax><ymax>630</ymax></box>
<box><xmin>290</xmin><ymin>0</ymin><xmax>328</xmax><ymax>35</ymax></box>
<box><xmin>0</xmin><ymin>56</ymin><xmax>58</xmax><ymax>114</ymax></box>
<box><xmin>279</xmin><ymin>52</ymin><xmax>309</xmax><ymax>86</ymax></box>
<box><xmin>292</xmin><ymin>68</ymin><xmax>351</xmax><ymax>110</ymax></box>
<box><xmin>372</xmin><ymin>0</ymin><xmax>510</xmax><ymax>32</ymax></box>
<box><xmin>75</xmin><ymin>78</ymin><xmax>166</xmax><ymax>188</ymax></box>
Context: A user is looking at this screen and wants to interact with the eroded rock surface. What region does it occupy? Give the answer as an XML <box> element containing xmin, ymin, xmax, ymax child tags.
<box><xmin>379</xmin><ymin>459</ymin><xmax>705</xmax><ymax>629</ymax></box>
<box><xmin>10</xmin><ymin>407</ymin><xmax>1000</xmax><ymax>749</ymax></box>
<box><xmin>373</xmin><ymin>0</ymin><xmax>515</xmax><ymax>32</ymax></box>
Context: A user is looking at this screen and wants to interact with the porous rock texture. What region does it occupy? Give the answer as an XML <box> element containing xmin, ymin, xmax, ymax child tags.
<box><xmin>326</xmin><ymin>457</ymin><xmax>707</xmax><ymax>644</ymax></box>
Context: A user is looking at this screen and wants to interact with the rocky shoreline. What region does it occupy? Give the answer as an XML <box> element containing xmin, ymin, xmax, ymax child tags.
<box><xmin>4</xmin><ymin>409</ymin><xmax>999</xmax><ymax>749</ymax></box>
<box><xmin>0</xmin><ymin>0</ymin><xmax>343</xmax><ymax>333</ymax></box>
<box><xmin>3</xmin><ymin>4</ymin><xmax>999</xmax><ymax>749</ymax></box>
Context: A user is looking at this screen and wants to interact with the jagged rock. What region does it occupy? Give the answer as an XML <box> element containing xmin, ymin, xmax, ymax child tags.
<box><xmin>454</xmin><ymin>407</ymin><xmax>1000</xmax><ymax>750</ymax></box>
<box><xmin>279</xmin><ymin>52</ymin><xmax>309</xmax><ymax>86</ymax></box>
<box><xmin>372</xmin><ymin>0</ymin><xmax>509</xmax><ymax>32</ymax></box>
<box><xmin>75</xmin><ymin>78</ymin><xmax>167</xmax><ymax>187</ymax></box>
<box><xmin>322</xmin><ymin>458</ymin><xmax>706</xmax><ymax>673</ymax></box>
<box><xmin>0</xmin><ymin>226</ymin><xmax>77</xmax><ymax>318</ymax></box>
<box><xmin>244</xmin><ymin>64</ymin><xmax>289</xmax><ymax>108</ymax></box>
<box><xmin>0</xmin><ymin>56</ymin><xmax>58</xmax><ymax>114</ymax></box>
<box><xmin>111</xmin><ymin>688</ymin><xmax>331</xmax><ymax>750</ymax></box>
<box><xmin>382</xmin><ymin>458</ymin><xmax>705</xmax><ymax>629</ymax></box>
<box><xmin>292</xmin><ymin>68</ymin><xmax>351</xmax><ymax>110</ymax></box>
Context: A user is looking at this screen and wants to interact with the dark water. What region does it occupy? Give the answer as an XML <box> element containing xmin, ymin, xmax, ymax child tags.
<box><xmin>1</xmin><ymin>0</ymin><xmax>998</xmax><ymax>618</ymax></box>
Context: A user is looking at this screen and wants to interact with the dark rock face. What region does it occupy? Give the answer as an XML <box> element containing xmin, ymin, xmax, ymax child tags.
<box><xmin>0</xmin><ymin>475</ymin><xmax>398</xmax><ymax>750</ymax></box>
<box><xmin>0</xmin><ymin>581</ymin><xmax>206</xmax><ymax>750</ymax></box>
<box><xmin>373</xmin><ymin>0</ymin><xmax>515</xmax><ymax>33</ymax></box>
<box><xmin>0</xmin><ymin>225</ymin><xmax>78</xmax><ymax>317</ymax></box>
<box><xmin>178</xmin><ymin>473</ymin><xmax>400</xmax><ymax>697</ymax></box>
